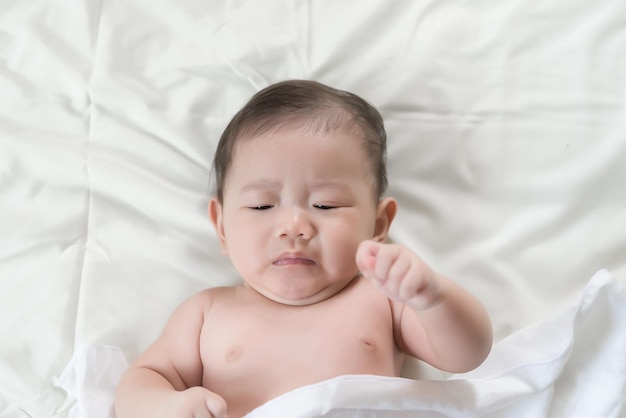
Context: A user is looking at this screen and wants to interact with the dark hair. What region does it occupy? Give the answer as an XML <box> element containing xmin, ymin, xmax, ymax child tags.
<box><xmin>212</xmin><ymin>80</ymin><xmax>388</xmax><ymax>201</ymax></box>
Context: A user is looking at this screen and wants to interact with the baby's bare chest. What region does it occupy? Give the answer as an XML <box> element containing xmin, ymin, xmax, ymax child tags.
<box><xmin>199</xmin><ymin>287</ymin><xmax>401</xmax><ymax>412</ymax></box>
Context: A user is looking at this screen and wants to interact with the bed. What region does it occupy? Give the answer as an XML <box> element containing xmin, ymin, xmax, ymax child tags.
<box><xmin>1</xmin><ymin>0</ymin><xmax>625</xmax><ymax>417</ymax></box>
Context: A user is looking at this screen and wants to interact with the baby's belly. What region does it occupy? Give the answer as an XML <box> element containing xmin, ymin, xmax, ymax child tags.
<box><xmin>202</xmin><ymin>335</ymin><xmax>400</xmax><ymax>417</ymax></box>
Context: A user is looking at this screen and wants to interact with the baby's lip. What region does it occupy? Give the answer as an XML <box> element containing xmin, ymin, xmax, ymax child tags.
<box><xmin>273</xmin><ymin>252</ymin><xmax>317</xmax><ymax>266</ymax></box>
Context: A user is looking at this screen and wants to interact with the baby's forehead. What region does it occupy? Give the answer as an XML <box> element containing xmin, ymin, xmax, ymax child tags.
<box><xmin>227</xmin><ymin>125</ymin><xmax>379</xmax><ymax>196</ymax></box>
<box><xmin>239</xmin><ymin>108</ymin><xmax>362</xmax><ymax>142</ymax></box>
<box><xmin>233</xmin><ymin>122</ymin><xmax>366</xmax><ymax>158</ymax></box>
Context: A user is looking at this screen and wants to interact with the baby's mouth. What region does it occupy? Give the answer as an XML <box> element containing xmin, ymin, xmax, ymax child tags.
<box><xmin>273</xmin><ymin>252</ymin><xmax>317</xmax><ymax>266</ymax></box>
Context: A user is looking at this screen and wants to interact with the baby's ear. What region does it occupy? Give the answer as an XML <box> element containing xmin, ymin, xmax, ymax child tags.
<box><xmin>209</xmin><ymin>198</ymin><xmax>228</xmax><ymax>254</ymax></box>
<box><xmin>372</xmin><ymin>197</ymin><xmax>397</xmax><ymax>242</ymax></box>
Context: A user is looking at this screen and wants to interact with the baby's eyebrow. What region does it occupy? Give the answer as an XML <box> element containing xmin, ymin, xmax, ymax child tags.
<box><xmin>240</xmin><ymin>179</ymin><xmax>282</xmax><ymax>192</ymax></box>
<box><xmin>240</xmin><ymin>179</ymin><xmax>351</xmax><ymax>194</ymax></box>
<box><xmin>309</xmin><ymin>181</ymin><xmax>351</xmax><ymax>192</ymax></box>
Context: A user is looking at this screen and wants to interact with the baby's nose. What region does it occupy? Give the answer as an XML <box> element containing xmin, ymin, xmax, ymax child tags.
<box><xmin>278</xmin><ymin>207</ymin><xmax>315</xmax><ymax>240</ymax></box>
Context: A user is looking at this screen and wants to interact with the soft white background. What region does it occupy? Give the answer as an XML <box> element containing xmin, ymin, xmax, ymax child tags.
<box><xmin>1</xmin><ymin>0</ymin><xmax>625</xmax><ymax>415</ymax></box>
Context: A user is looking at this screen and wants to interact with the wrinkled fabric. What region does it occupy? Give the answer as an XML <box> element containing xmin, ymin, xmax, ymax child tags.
<box><xmin>1</xmin><ymin>0</ymin><xmax>626</xmax><ymax>415</ymax></box>
<box><xmin>56</xmin><ymin>345</ymin><xmax>127</xmax><ymax>418</ymax></box>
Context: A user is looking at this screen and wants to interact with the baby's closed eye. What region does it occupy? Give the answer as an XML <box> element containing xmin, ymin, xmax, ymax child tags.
<box><xmin>313</xmin><ymin>204</ymin><xmax>338</xmax><ymax>210</ymax></box>
<box><xmin>249</xmin><ymin>205</ymin><xmax>274</xmax><ymax>210</ymax></box>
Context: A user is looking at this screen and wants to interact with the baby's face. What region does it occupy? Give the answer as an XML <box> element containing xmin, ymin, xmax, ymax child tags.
<box><xmin>212</xmin><ymin>126</ymin><xmax>385</xmax><ymax>305</ymax></box>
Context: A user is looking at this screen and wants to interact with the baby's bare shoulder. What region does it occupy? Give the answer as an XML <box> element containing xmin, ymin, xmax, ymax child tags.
<box><xmin>168</xmin><ymin>286</ymin><xmax>239</xmax><ymax>321</ymax></box>
<box><xmin>189</xmin><ymin>285</ymin><xmax>238</xmax><ymax>302</ymax></box>
<box><xmin>340</xmin><ymin>275</ymin><xmax>391</xmax><ymax>304</ymax></box>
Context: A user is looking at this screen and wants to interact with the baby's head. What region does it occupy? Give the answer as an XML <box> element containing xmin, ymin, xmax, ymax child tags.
<box><xmin>213</xmin><ymin>80</ymin><xmax>388</xmax><ymax>202</ymax></box>
<box><xmin>210</xmin><ymin>80</ymin><xmax>397</xmax><ymax>304</ymax></box>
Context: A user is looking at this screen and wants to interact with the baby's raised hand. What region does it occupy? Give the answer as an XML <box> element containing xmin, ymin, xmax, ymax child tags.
<box><xmin>356</xmin><ymin>240</ymin><xmax>441</xmax><ymax>309</ymax></box>
<box><xmin>164</xmin><ymin>386</ymin><xmax>228</xmax><ymax>418</ymax></box>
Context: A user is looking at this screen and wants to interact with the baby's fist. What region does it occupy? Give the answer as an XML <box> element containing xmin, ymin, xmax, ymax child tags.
<box><xmin>356</xmin><ymin>240</ymin><xmax>440</xmax><ymax>309</ymax></box>
<box><xmin>166</xmin><ymin>386</ymin><xmax>228</xmax><ymax>418</ymax></box>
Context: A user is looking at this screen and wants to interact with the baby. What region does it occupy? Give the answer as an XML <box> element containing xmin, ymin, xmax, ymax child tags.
<box><xmin>115</xmin><ymin>80</ymin><xmax>493</xmax><ymax>418</ymax></box>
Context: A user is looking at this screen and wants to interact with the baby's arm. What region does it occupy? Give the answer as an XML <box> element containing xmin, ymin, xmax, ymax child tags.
<box><xmin>356</xmin><ymin>240</ymin><xmax>493</xmax><ymax>373</ymax></box>
<box><xmin>115</xmin><ymin>290</ymin><xmax>227</xmax><ymax>418</ymax></box>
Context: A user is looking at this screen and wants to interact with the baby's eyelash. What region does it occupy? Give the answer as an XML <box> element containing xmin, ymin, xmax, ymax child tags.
<box><xmin>247</xmin><ymin>204</ymin><xmax>339</xmax><ymax>210</ymax></box>
<box><xmin>249</xmin><ymin>205</ymin><xmax>273</xmax><ymax>210</ymax></box>
<box><xmin>313</xmin><ymin>204</ymin><xmax>337</xmax><ymax>210</ymax></box>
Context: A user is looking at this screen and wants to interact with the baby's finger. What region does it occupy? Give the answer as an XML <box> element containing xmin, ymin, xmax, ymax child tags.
<box><xmin>396</xmin><ymin>266</ymin><xmax>423</xmax><ymax>302</ymax></box>
<box><xmin>356</xmin><ymin>240</ymin><xmax>380</xmax><ymax>275</ymax></box>
<box><xmin>402</xmin><ymin>263</ymin><xmax>439</xmax><ymax>308</ymax></box>
<box><xmin>205</xmin><ymin>392</ymin><xmax>228</xmax><ymax>418</ymax></box>
<box><xmin>372</xmin><ymin>244</ymin><xmax>399</xmax><ymax>284</ymax></box>
<box><xmin>386</xmin><ymin>251</ymin><xmax>411</xmax><ymax>289</ymax></box>
<box><xmin>192</xmin><ymin>408</ymin><xmax>214</xmax><ymax>418</ymax></box>
<box><xmin>190</xmin><ymin>401</ymin><xmax>214</xmax><ymax>418</ymax></box>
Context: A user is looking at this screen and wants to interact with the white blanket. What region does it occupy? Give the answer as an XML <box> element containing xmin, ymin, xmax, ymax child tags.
<box><xmin>57</xmin><ymin>270</ymin><xmax>626</xmax><ymax>418</ymax></box>
<box><xmin>2</xmin><ymin>0</ymin><xmax>626</xmax><ymax>415</ymax></box>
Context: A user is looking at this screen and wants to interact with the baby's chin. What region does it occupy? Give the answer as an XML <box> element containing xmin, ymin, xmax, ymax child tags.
<box><xmin>246</xmin><ymin>278</ymin><xmax>357</xmax><ymax>306</ymax></box>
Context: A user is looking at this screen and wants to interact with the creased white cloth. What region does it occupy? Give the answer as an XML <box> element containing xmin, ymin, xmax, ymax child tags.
<box><xmin>56</xmin><ymin>345</ymin><xmax>128</xmax><ymax>418</ymax></box>
<box><xmin>57</xmin><ymin>270</ymin><xmax>625</xmax><ymax>418</ymax></box>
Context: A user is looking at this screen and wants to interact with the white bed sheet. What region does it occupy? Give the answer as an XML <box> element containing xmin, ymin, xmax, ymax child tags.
<box><xmin>1</xmin><ymin>0</ymin><xmax>626</xmax><ymax>416</ymax></box>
